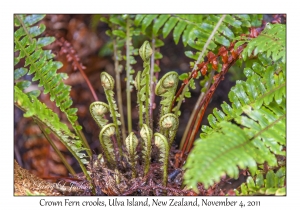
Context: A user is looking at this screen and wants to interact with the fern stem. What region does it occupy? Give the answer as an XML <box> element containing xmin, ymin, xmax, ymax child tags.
<box><xmin>171</xmin><ymin>15</ymin><xmax>226</xmax><ymax>110</ymax></box>
<box><xmin>179</xmin><ymin>71</ymin><xmax>214</xmax><ymax>150</ymax></box>
<box><xmin>15</xmin><ymin>15</ymin><xmax>33</xmax><ymax>42</ymax></box>
<box><xmin>181</xmin><ymin>43</ymin><xmax>247</xmax><ymax>162</ymax></box>
<box><xmin>113</xmin><ymin>38</ymin><xmax>126</xmax><ymax>143</ymax></box>
<box><xmin>193</xmin><ymin>15</ymin><xmax>226</xmax><ymax>71</ymax></box>
<box><xmin>250</xmin><ymin>115</ymin><xmax>285</xmax><ymax>141</ymax></box>
<box><xmin>126</xmin><ymin>16</ymin><xmax>132</xmax><ymax>134</ymax></box>
<box><xmin>35</xmin><ymin>119</ymin><xmax>76</xmax><ymax>176</ymax></box>
<box><xmin>71</xmin><ymin>53</ymin><xmax>99</xmax><ymax>102</ymax></box>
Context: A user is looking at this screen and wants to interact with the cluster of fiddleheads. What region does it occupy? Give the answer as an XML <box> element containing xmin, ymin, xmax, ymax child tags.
<box><xmin>90</xmin><ymin>41</ymin><xmax>179</xmax><ymax>188</ymax></box>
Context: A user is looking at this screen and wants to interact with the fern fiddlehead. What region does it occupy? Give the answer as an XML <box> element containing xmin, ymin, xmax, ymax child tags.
<box><xmin>89</xmin><ymin>102</ymin><xmax>109</xmax><ymax>129</ymax></box>
<box><xmin>155</xmin><ymin>71</ymin><xmax>179</xmax><ymax>116</ymax></box>
<box><xmin>125</xmin><ymin>132</ymin><xmax>139</xmax><ymax>178</ymax></box>
<box><xmin>99</xmin><ymin>123</ymin><xmax>117</xmax><ymax>167</ymax></box>
<box><xmin>159</xmin><ymin>113</ymin><xmax>179</xmax><ymax>146</ymax></box>
<box><xmin>140</xmin><ymin>124</ymin><xmax>152</xmax><ymax>175</ymax></box>
<box><xmin>154</xmin><ymin>133</ymin><xmax>169</xmax><ymax>187</ymax></box>
<box><xmin>100</xmin><ymin>72</ymin><xmax>122</xmax><ymax>155</ymax></box>
<box><xmin>139</xmin><ymin>41</ymin><xmax>153</xmax><ymax>127</ymax></box>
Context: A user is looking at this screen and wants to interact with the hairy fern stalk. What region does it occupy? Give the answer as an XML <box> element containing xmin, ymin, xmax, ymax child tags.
<box><xmin>14</xmin><ymin>14</ymin><xmax>286</xmax><ymax>196</ymax></box>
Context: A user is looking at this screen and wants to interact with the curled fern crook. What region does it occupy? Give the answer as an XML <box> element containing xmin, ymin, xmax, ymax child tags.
<box><xmin>100</xmin><ymin>72</ymin><xmax>122</xmax><ymax>155</ymax></box>
<box><xmin>155</xmin><ymin>71</ymin><xmax>179</xmax><ymax>116</ymax></box>
<box><xmin>159</xmin><ymin>113</ymin><xmax>179</xmax><ymax>146</ymax></box>
<box><xmin>99</xmin><ymin>123</ymin><xmax>117</xmax><ymax>167</ymax></box>
<box><xmin>89</xmin><ymin>101</ymin><xmax>109</xmax><ymax>129</ymax></box>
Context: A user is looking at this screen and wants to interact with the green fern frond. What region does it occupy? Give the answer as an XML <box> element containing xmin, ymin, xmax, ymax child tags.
<box><xmin>14</xmin><ymin>86</ymin><xmax>88</xmax><ymax>166</ymax></box>
<box><xmin>136</xmin><ymin>14</ymin><xmax>262</xmax><ymax>60</ymax></box>
<box><xmin>236</xmin><ymin>167</ymin><xmax>286</xmax><ymax>195</ymax></box>
<box><xmin>202</xmin><ymin>58</ymin><xmax>286</xmax><ymax>138</ymax></box>
<box><xmin>236</xmin><ymin>23</ymin><xmax>286</xmax><ymax>63</ymax></box>
<box><xmin>183</xmin><ymin>54</ymin><xmax>286</xmax><ymax>191</ymax></box>
<box><xmin>184</xmin><ymin>121</ymin><xmax>283</xmax><ymax>191</ymax></box>
<box><xmin>14</xmin><ymin>14</ymin><xmax>80</xmax><ymax>130</ymax></box>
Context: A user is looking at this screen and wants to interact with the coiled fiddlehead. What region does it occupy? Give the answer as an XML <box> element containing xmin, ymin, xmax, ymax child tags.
<box><xmin>125</xmin><ymin>132</ymin><xmax>139</xmax><ymax>178</ymax></box>
<box><xmin>140</xmin><ymin>124</ymin><xmax>152</xmax><ymax>175</ymax></box>
<box><xmin>155</xmin><ymin>71</ymin><xmax>179</xmax><ymax>116</ymax></box>
<box><xmin>89</xmin><ymin>102</ymin><xmax>109</xmax><ymax>129</ymax></box>
<box><xmin>154</xmin><ymin>133</ymin><xmax>169</xmax><ymax>187</ymax></box>
<box><xmin>159</xmin><ymin>113</ymin><xmax>179</xmax><ymax>146</ymax></box>
<box><xmin>100</xmin><ymin>72</ymin><xmax>122</xmax><ymax>155</ymax></box>
<box><xmin>139</xmin><ymin>41</ymin><xmax>153</xmax><ymax>127</ymax></box>
<box><xmin>99</xmin><ymin>123</ymin><xmax>117</xmax><ymax>167</ymax></box>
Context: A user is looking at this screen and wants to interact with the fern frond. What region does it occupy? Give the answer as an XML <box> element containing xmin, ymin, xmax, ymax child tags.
<box><xmin>202</xmin><ymin>58</ymin><xmax>286</xmax><ymax>138</ymax></box>
<box><xmin>183</xmin><ymin>54</ymin><xmax>286</xmax><ymax>191</ymax></box>
<box><xmin>14</xmin><ymin>86</ymin><xmax>88</xmax><ymax>166</ymax></box>
<box><xmin>14</xmin><ymin>14</ymin><xmax>80</xmax><ymax>130</ymax></box>
<box><xmin>236</xmin><ymin>167</ymin><xmax>286</xmax><ymax>195</ymax></box>
<box><xmin>236</xmin><ymin>23</ymin><xmax>286</xmax><ymax>63</ymax></box>
<box><xmin>184</xmin><ymin>121</ymin><xmax>283</xmax><ymax>191</ymax></box>
<box><xmin>137</xmin><ymin>14</ymin><xmax>262</xmax><ymax>60</ymax></box>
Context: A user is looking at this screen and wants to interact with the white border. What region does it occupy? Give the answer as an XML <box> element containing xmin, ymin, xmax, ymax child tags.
<box><xmin>3</xmin><ymin>1</ymin><xmax>298</xmax><ymax>209</ymax></box>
